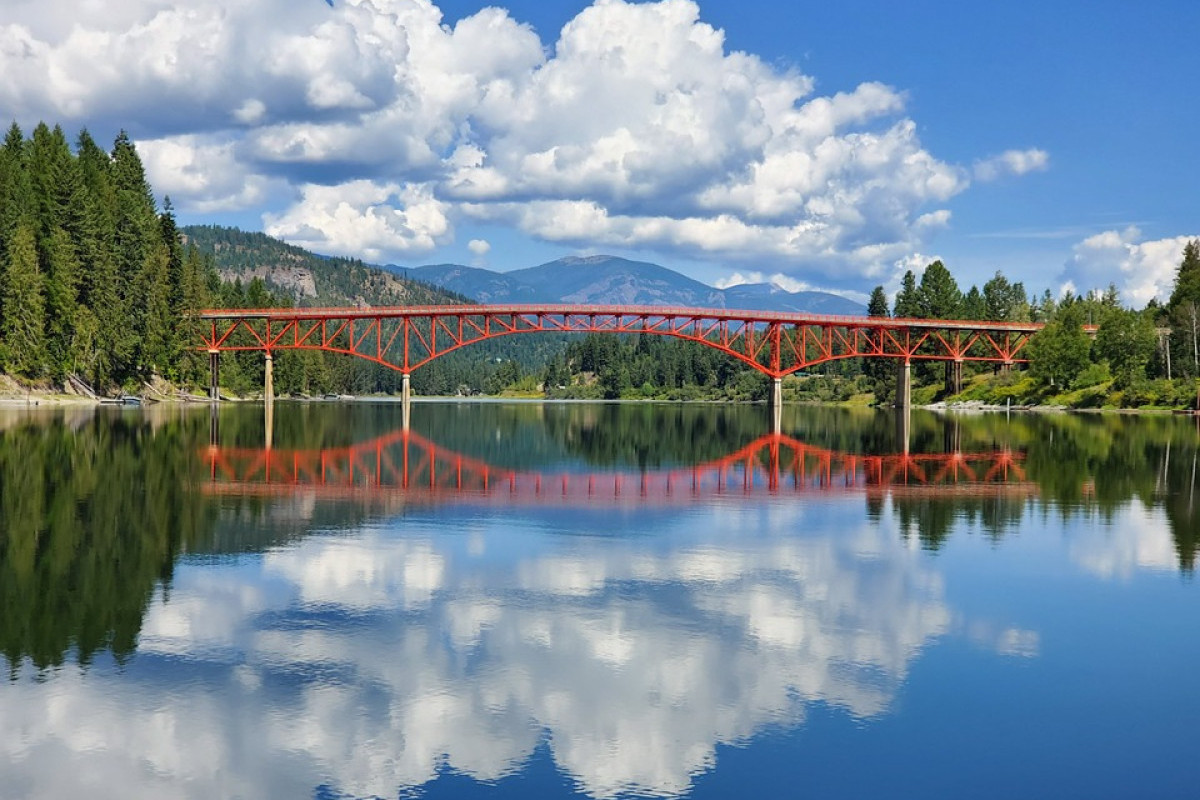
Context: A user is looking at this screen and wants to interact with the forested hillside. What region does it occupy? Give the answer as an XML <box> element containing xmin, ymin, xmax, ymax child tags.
<box><xmin>182</xmin><ymin>225</ymin><xmax>466</xmax><ymax>308</ymax></box>
<box><xmin>0</xmin><ymin>122</ymin><xmax>216</xmax><ymax>392</ymax></box>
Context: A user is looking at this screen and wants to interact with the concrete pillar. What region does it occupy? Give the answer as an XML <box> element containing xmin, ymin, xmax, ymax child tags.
<box><xmin>895</xmin><ymin>360</ymin><xmax>912</xmax><ymax>409</ymax></box>
<box><xmin>264</xmin><ymin>399</ymin><xmax>274</xmax><ymax>450</ymax></box>
<box><xmin>263</xmin><ymin>353</ymin><xmax>274</xmax><ymax>449</ymax></box>
<box><xmin>769</xmin><ymin>376</ymin><xmax>782</xmax><ymax>434</ymax></box>
<box><xmin>401</xmin><ymin>373</ymin><xmax>412</xmax><ymax>431</ymax></box>
<box><xmin>208</xmin><ymin>350</ymin><xmax>220</xmax><ymax>401</ymax></box>
<box><xmin>263</xmin><ymin>352</ymin><xmax>274</xmax><ymax>404</ymax></box>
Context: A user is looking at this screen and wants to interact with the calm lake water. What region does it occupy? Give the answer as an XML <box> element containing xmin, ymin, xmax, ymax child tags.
<box><xmin>2</xmin><ymin>400</ymin><xmax>1199</xmax><ymax>799</ymax></box>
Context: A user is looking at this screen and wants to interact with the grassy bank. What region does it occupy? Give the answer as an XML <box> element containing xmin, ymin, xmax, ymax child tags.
<box><xmin>940</xmin><ymin>371</ymin><xmax>1200</xmax><ymax>411</ymax></box>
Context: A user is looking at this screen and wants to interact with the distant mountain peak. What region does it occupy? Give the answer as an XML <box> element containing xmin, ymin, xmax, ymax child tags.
<box><xmin>405</xmin><ymin>254</ymin><xmax>864</xmax><ymax>315</ymax></box>
<box><xmin>558</xmin><ymin>255</ymin><xmax>616</xmax><ymax>266</ymax></box>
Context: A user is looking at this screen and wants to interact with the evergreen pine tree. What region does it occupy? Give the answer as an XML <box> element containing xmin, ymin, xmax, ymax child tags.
<box><xmin>43</xmin><ymin>227</ymin><xmax>81</xmax><ymax>377</ymax></box>
<box><xmin>1168</xmin><ymin>241</ymin><xmax>1200</xmax><ymax>310</ymax></box>
<box><xmin>893</xmin><ymin>270</ymin><xmax>919</xmax><ymax>318</ymax></box>
<box><xmin>74</xmin><ymin>129</ymin><xmax>122</xmax><ymax>387</ymax></box>
<box><xmin>0</xmin><ymin>123</ymin><xmax>32</xmax><ymax>322</ymax></box>
<box><xmin>865</xmin><ymin>285</ymin><xmax>892</xmax><ymax>400</ymax></box>
<box><xmin>137</xmin><ymin>241</ymin><xmax>173</xmax><ymax>376</ymax></box>
<box><xmin>28</xmin><ymin>124</ymin><xmax>74</xmax><ymax>247</ymax></box>
<box><xmin>916</xmin><ymin>260</ymin><xmax>963</xmax><ymax>319</ymax></box>
<box><xmin>867</xmin><ymin>285</ymin><xmax>889</xmax><ymax>318</ymax></box>
<box><xmin>1167</xmin><ymin>241</ymin><xmax>1200</xmax><ymax>378</ymax></box>
<box><xmin>111</xmin><ymin>130</ymin><xmax>160</xmax><ymax>381</ymax></box>
<box><xmin>1</xmin><ymin>223</ymin><xmax>46</xmax><ymax>376</ymax></box>
<box><xmin>177</xmin><ymin>245</ymin><xmax>214</xmax><ymax>386</ymax></box>
<box><xmin>962</xmin><ymin>286</ymin><xmax>986</xmax><ymax>320</ymax></box>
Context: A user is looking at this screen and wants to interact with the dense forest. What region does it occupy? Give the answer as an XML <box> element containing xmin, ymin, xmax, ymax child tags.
<box><xmin>0</xmin><ymin>122</ymin><xmax>220</xmax><ymax>391</ymax></box>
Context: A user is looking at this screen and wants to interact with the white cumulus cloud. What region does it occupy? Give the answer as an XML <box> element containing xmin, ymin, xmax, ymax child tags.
<box><xmin>0</xmin><ymin>0</ymin><xmax>1046</xmax><ymax>276</ymax></box>
<box><xmin>714</xmin><ymin>271</ymin><xmax>816</xmax><ymax>293</ymax></box>
<box><xmin>1061</xmin><ymin>227</ymin><xmax>1197</xmax><ymax>305</ymax></box>
<box><xmin>263</xmin><ymin>180</ymin><xmax>451</xmax><ymax>262</ymax></box>
<box><xmin>973</xmin><ymin>148</ymin><xmax>1050</xmax><ymax>182</ymax></box>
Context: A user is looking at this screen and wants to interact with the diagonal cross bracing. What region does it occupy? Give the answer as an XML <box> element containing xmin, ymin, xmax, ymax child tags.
<box><xmin>199</xmin><ymin>304</ymin><xmax>1047</xmax><ymax>377</ymax></box>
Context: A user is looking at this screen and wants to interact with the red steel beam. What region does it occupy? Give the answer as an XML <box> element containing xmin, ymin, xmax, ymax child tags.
<box><xmin>198</xmin><ymin>304</ymin><xmax>1061</xmax><ymax>377</ymax></box>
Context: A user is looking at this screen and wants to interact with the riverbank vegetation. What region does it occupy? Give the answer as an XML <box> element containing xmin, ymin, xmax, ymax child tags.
<box><xmin>3</xmin><ymin>120</ymin><xmax>1198</xmax><ymax>409</ymax></box>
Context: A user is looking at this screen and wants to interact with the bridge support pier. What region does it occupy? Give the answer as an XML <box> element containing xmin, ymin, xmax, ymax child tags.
<box><xmin>264</xmin><ymin>353</ymin><xmax>274</xmax><ymax>404</ymax></box>
<box><xmin>264</xmin><ymin>353</ymin><xmax>274</xmax><ymax>449</ymax></box>
<box><xmin>769</xmin><ymin>377</ymin><xmax>782</xmax><ymax>433</ymax></box>
<box><xmin>895</xmin><ymin>360</ymin><xmax>912</xmax><ymax>409</ymax></box>
<box><xmin>208</xmin><ymin>350</ymin><xmax>220</xmax><ymax>401</ymax></box>
<box><xmin>401</xmin><ymin>373</ymin><xmax>412</xmax><ymax>431</ymax></box>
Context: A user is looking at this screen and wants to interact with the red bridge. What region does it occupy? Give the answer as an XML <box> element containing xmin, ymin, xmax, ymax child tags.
<box><xmin>198</xmin><ymin>304</ymin><xmax>1045</xmax><ymax>407</ymax></box>
<box><xmin>202</xmin><ymin>430</ymin><xmax>1032</xmax><ymax>508</ymax></box>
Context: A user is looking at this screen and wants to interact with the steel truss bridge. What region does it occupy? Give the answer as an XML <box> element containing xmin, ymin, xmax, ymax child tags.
<box><xmin>198</xmin><ymin>304</ymin><xmax>1045</xmax><ymax>397</ymax></box>
<box><xmin>202</xmin><ymin>430</ymin><xmax>1033</xmax><ymax>508</ymax></box>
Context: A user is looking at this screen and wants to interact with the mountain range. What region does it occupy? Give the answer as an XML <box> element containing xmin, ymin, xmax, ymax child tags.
<box><xmin>181</xmin><ymin>225</ymin><xmax>863</xmax><ymax>315</ymax></box>
<box><xmin>391</xmin><ymin>255</ymin><xmax>864</xmax><ymax>315</ymax></box>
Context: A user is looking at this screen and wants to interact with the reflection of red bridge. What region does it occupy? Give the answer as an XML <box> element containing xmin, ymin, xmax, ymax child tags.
<box><xmin>202</xmin><ymin>431</ymin><xmax>1033</xmax><ymax>506</ymax></box>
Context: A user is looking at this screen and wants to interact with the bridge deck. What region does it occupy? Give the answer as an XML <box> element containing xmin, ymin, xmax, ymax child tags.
<box><xmin>199</xmin><ymin>303</ymin><xmax>1047</xmax><ymax>334</ymax></box>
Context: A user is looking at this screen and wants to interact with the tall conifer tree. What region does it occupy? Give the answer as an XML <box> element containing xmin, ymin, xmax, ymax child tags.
<box><xmin>111</xmin><ymin>130</ymin><xmax>160</xmax><ymax>380</ymax></box>
<box><xmin>0</xmin><ymin>123</ymin><xmax>32</xmax><ymax>322</ymax></box>
<box><xmin>865</xmin><ymin>285</ymin><xmax>892</xmax><ymax>399</ymax></box>
<box><xmin>43</xmin><ymin>227</ymin><xmax>80</xmax><ymax>377</ymax></box>
<box><xmin>1167</xmin><ymin>241</ymin><xmax>1200</xmax><ymax>378</ymax></box>
<box><xmin>893</xmin><ymin>270</ymin><xmax>919</xmax><ymax>318</ymax></box>
<box><xmin>1</xmin><ymin>223</ymin><xmax>46</xmax><ymax>376</ymax></box>
<box><xmin>916</xmin><ymin>260</ymin><xmax>963</xmax><ymax>319</ymax></box>
<box><xmin>74</xmin><ymin>130</ymin><xmax>121</xmax><ymax>385</ymax></box>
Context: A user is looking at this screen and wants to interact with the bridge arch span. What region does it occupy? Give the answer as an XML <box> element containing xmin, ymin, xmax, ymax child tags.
<box><xmin>199</xmin><ymin>304</ymin><xmax>1042</xmax><ymax>381</ymax></box>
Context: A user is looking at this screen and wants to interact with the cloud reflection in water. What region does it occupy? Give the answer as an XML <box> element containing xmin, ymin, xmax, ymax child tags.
<box><xmin>4</xmin><ymin>499</ymin><xmax>964</xmax><ymax>799</ymax></box>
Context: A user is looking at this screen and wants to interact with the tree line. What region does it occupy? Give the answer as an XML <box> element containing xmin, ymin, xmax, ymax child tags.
<box><xmin>0</xmin><ymin>122</ymin><xmax>224</xmax><ymax>391</ymax></box>
<box><xmin>861</xmin><ymin>250</ymin><xmax>1200</xmax><ymax>408</ymax></box>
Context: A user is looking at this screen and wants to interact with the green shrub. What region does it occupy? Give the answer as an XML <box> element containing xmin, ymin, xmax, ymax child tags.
<box><xmin>1071</xmin><ymin>362</ymin><xmax>1111</xmax><ymax>390</ymax></box>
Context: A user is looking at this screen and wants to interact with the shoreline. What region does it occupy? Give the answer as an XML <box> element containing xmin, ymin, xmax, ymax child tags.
<box><xmin>2</xmin><ymin>384</ymin><xmax>1196</xmax><ymax>416</ymax></box>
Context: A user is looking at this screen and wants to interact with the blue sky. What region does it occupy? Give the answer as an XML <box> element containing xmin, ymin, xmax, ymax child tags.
<box><xmin>2</xmin><ymin>0</ymin><xmax>1197</xmax><ymax>304</ymax></box>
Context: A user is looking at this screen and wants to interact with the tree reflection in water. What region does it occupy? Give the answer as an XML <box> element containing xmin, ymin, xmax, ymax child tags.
<box><xmin>1</xmin><ymin>401</ymin><xmax>1196</xmax><ymax>678</ymax></box>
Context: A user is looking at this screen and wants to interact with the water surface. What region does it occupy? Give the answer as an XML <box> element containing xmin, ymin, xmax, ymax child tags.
<box><xmin>1</xmin><ymin>402</ymin><xmax>1198</xmax><ymax>799</ymax></box>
